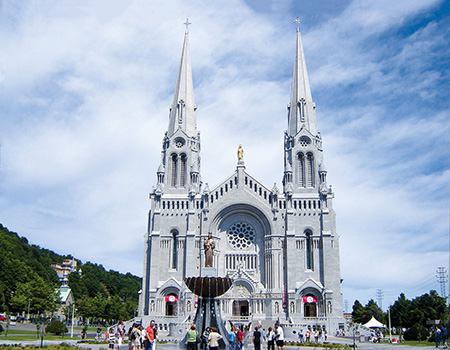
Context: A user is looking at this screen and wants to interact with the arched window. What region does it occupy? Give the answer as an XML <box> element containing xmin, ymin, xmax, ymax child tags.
<box><xmin>171</xmin><ymin>230</ymin><xmax>178</xmax><ymax>269</ymax></box>
<box><xmin>297</xmin><ymin>153</ymin><xmax>305</xmax><ymax>187</ymax></box>
<box><xmin>180</xmin><ymin>154</ymin><xmax>187</xmax><ymax>187</ymax></box>
<box><xmin>305</xmin><ymin>230</ymin><xmax>313</xmax><ymax>270</ymax></box>
<box><xmin>170</xmin><ymin>154</ymin><xmax>178</xmax><ymax>187</ymax></box>
<box><xmin>306</xmin><ymin>153</ymin><xmax>314</xmax><ymax>187</ymax></box>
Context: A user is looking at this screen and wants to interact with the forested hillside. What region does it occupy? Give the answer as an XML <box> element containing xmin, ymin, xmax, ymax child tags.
<box><xmin>0</xmin><ymin>224</ymin><xmax>141</xmax><ymax>322</ymax></box>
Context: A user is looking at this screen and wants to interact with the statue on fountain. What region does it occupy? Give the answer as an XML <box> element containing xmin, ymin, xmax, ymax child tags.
<box><xmin>183</xmin><ymin>233</ymin><xmax>233</xmax><ymax>349</ymax></box>
<box><xmin>204</xmin><ymin>232</ymin><xmax>215</xmax><ymax>267</ymax></box>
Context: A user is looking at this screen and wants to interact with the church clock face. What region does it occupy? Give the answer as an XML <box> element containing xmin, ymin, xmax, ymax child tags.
<box><xmin>227</xmin><ymin>222</ymin><xmax>255</xmax><ymax>249</ymax></box>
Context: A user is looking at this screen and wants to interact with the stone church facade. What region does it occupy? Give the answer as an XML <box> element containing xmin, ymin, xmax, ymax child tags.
<box><xmin>139</xmin><ymin>27</ymin><xmax>344</xmax><ymax>333</ymax></box>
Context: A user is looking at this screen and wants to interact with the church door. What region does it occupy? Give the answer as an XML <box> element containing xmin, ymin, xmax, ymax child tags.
<box><xmin>165</xmin><ymin>294</ymin><xmax>178</xmax><ymax>316</ymax></box>
<box><xmin>232</xmin><ymin>300</ymin><xmax>249</xmax><ymax>316</ymax></box>
<box><xmin>304</xmin><ymin>303</ymin><xmax>317</xmax><ymax>317</ymax></box>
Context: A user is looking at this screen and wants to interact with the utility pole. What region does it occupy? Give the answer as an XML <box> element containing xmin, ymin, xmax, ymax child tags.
<box><xmin>436</xmin><ymin>267</ymin><xmax>448</xmax><ymax>299</ymax></box>
<box><xmin>376</xmin><ymin>289</ymin><xmax>384</xmax><ymax>310</ymax></box>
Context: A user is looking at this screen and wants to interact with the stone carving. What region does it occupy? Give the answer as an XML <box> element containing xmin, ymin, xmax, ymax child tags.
<box><xmin>204</xmin><ymin>232</ymin><xmax>215</xmax><ymax>267</ymax></box>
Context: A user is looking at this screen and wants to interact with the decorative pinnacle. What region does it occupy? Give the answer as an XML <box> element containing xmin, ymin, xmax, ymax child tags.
<box><xmin>184</xmin><ymin>18</ymin><xmax>192</xmax><ymax>32</ymax></box>
<box><xmin>294</xmin><ymin>16</ymin><xmax>301</xmax><ymax>31</ymax></box>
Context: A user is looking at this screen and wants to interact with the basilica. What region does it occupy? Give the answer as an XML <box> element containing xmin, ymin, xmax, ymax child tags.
<box><xmin>138</xmin><ymin>25</ymin><xmax>344</xmax><ymax>334</ymax></box>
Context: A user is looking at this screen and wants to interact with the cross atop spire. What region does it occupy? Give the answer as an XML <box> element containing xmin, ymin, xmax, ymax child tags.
<box><xmin>294</xmin><ymin>16</ymin><xmax>301</xmax><ymax>31</ymax></box>
<box><xmin>184</xmin><ymin>18</ymin><xmax>192</xmax><ymax>33</ymax></box>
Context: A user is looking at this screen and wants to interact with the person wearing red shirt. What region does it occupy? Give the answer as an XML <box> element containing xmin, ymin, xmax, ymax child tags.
<box><xmin>237</xmin><ymin>328</ymin><xmax>244</xmax><ymax>350</ymax></box>
<box><xmin>145</xmin><ymin>321</ymin><xmax>155</xmax><ymax>350</ymax></box>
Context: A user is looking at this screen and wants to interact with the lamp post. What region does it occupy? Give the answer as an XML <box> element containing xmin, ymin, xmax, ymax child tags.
<box><xmin>70</xmin><ymin>303</ymin><xmax>75</xmax><ymax>338</ymax></box>
<box><xmin>27</xmin><ymin>299</ymin><xmax>32</xmax><ymax>323</ymax></box>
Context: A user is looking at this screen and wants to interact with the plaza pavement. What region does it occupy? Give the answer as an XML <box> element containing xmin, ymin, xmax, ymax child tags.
<box><xmin>0</xmin><ymin>324</ymin><xmax>434</xmax><ymax>350</ymax></box>
<box><xmin>0</xmin><ymin>337</ymin><xmax>435</xmax><ymax>350</ymax></box>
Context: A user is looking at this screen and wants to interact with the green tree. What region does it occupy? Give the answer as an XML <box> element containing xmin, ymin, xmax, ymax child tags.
<box><xmin>351</xmin><ymin>299</ymin><xmax>385</xmax><ymax>324</ymax></box>
<box><xmin>11</xmin><ymin>275</ymin><xmax>60</xmax><ymax>314</ymax></box>
<box><xmin>45</xmin><ymin>320</ymin><xmax>68</xmax><ymax>336</ymax></box>
<box><xmin>390</xmin><ymin>291</ymin><xmax>447</xmax><ymax>328</ymax></box>
<box><xmin>352</xmin><ymin>300</ymin><xmax>366</xmax><ymax>323</ymax></box>
<box><xmin>390</xmin><ymin>293</ymin><xmax>412</xmax><ymax>328</ymax></box>
<box><xmin>364</xmin><ymin>299</ymin><xmax>385</xmax><ymax>324</ymax></box>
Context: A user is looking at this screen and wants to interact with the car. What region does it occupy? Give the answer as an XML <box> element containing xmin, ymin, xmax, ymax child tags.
<box><xmin>0</xmin><ymin>315</ymin><xmax>7</xmax><ymax>321</ymax></box>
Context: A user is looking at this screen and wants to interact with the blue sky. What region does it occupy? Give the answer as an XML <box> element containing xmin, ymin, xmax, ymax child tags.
<box><xmin>0</xmin><ymin>0</ymin><xmax>449</xmax><ymax>311</ymax></box>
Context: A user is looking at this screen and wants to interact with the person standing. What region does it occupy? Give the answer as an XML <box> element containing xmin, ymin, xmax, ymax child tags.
<box><xmin>266</xmin><ymin>327</ymin><xmax>275</xmax><ymax>350</ymax></box>
<box><xmin>186</xmin><ymin>324</ymin><xmax>198</xmax><ymax>350</ymax></box>
<box><xmin>442</xmin><ymin>326</ymin><xmax>448</xmax><ymax>348</ymax></box>
<box><xmin>298</xmin><ymin>329</ymin><xmax>304</xmax><ymax>344</ymax></box>
<box><xmin>117</xmin><ymin>321</ymin><xmax>125</xmax><ymax>350</ymax></box>
<box><xmin>229</xmin><ymin>328</ymin><xmax>237</xmax><ymax>350</ymax></box>
<box><xmin>253</xmin><ymin>326</ymin><xmax>262</xmax><ymax>350</ymax></box>
<box><xmin>436</xmin><ymin>326</ymin><xmax>442</xmax><ymax>348</ymax></box>
<box><xmin>237</xmin><ymin>327</ymin><xmax>244</xmax><ymax>350</ymax></box>
<box><xmin>208</xmin><ymin>327</ymin><xmax>223</xmax><ymax>350</ymax></box>
<box><xmin>146</xmin><ymin>321</ymin><xmax>155</xmax><ymax>350</ymax></box>
<box><xmin>108</xmin><ymin>328</ymin><xmax>116</xmax><ymax>350</ymax></box>
<box><xmin>202</xmin><ymin>327</ymin><xmax>211</xmax><ymax>350</ymax></box>
<box><xmin>274</xmin><ymin>323</ymin><xmax>284</xmax><ymax>350</ymax></box>
<box><xmin>129</xmin><ymin>324</ymin><xmax>141</xmax><ymax>350</ymax></box>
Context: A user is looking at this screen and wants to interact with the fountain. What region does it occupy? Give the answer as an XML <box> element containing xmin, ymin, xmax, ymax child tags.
<box><xmin>181</xmin><ymin>234</ymin><xmax>233</xmax><ymax>349</ymax></box>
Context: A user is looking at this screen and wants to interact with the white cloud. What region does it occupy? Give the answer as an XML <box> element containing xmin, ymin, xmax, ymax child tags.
<box><xmin>0</xmin><ymin>0</ymin><xmax>448</xmax><ymax>310</ymax></box>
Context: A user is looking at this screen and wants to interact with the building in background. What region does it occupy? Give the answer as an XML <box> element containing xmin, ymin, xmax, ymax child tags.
<box><xmin>51</xmin><ymin>258</ymin><xmax>77</xmax><ymax>282</ymax></box>
<box><xmin>139</xmin><ymin>26</ymin><xmax>344</xmax><ymax>334</ymax></box>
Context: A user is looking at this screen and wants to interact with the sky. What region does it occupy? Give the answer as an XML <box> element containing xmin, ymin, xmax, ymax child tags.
<box><xmin>0</xmin><ymin>0</ymin><xmax>449</xmax><ymax>311</ymax></box>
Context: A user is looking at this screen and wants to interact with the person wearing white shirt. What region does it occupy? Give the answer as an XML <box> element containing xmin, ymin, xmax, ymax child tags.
<box><xmin>274</xmin><ymin>324</ymin><xmax>284</xmax><ymax>350</ymax></box>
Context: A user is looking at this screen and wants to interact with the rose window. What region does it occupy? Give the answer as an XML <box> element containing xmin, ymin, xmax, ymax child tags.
<box><xmin>227</xmin><ymin>222</ymin><xmax>255</xmax><ymax>249</ymax></box>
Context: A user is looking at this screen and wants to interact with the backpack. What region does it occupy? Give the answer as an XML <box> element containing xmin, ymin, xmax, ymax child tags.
<box><xmin>129</xmin><ymin>330</ymin><xmax>136</xmax><ymax>341</ymax></box>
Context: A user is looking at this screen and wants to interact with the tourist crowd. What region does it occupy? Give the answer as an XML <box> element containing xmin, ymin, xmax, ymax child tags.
<box><xmin>103</xmin><ymin>320</ymin><xmax>159</xmax><ymax>350</ymax></box>
<box><xmin>185</xmin><ymin>322</ymin><xmax>285</xmax><ymax>350</ymax></box>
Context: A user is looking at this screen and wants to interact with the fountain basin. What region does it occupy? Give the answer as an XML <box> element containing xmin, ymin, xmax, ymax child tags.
<box><xmin>184</xmin><ymin>276</ymin><xmax>233</xmax><ymax>298</ymax></box>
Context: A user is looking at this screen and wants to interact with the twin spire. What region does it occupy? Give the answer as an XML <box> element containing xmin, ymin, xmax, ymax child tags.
<box><xmin>288</xmin><ymin>25</ymin><xmax>317</xmax><ymax>136</ymax></box>
<box><xmin>167</xmin><ymin>19</ymin><xmax>316</xmax><ymax>138</ymax></box>
<box><xmin>167</xmin><ymin>20</ymin><xmax>197</xmax><ymax>138</ymax></box>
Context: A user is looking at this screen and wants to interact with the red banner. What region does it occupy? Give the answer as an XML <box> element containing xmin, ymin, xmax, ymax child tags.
<box><xmin>165</xmin><ymin>294</ymin><xmax>178</xmax><ymax>302</ymax></box>
<box><xmin>303</xmin><ymin>295</ymin><xmax>317</xmax><ymax>303</ymax></box>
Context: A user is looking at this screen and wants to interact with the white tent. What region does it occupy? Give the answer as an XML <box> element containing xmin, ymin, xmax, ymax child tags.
<box><xmin>364</xmin><ymin>316</ymin><xmax>386</xmax><ymax>328</ymax></box>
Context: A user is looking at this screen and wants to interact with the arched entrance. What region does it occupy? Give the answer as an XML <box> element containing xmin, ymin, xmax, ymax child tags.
<box><xmin>233</xmin><ymin>300</ymin><xmax>249</xmax><ymax>316</ymax></box>
<box><xmin>303</xmin><ymin>295</ymin><xmax>317</xmax><ymax>317</ymax></box>
<box><xmin>165</xmin><ymin>294</ymin><xmax>178</xmax><ymax>316</ymax></box>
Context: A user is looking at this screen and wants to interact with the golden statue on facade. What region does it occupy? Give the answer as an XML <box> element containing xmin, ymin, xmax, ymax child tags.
<box><xmin>237</xmin><ymin>144</ymin><xmax>244</xmax><ymax>161</ymax></box>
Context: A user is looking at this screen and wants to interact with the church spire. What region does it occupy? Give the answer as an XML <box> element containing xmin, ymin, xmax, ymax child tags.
<box><xmin>287</xmin><ymin>25</ymin><xmax>317</xmax><ymax>136</ymax></box>
<box><xmin>168</xmin><ymin>20</ymin><xmax>197</xmax><ymax>137</ymax></box>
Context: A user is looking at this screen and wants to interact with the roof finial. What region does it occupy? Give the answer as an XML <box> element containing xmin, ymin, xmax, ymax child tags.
<box><xmin>184</xmin><ymin>18</ymin><xmax>192</xmax><ymax>33</ymax></box>
<box><xmin>294</xmin><ymin>16</ymin><xmax>301</xmax><ymax>32</ymax></box>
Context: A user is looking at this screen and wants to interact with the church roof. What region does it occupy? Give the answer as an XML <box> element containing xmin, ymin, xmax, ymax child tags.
<box><xmin>167</xmin><ymin>24</ymin><xmax>197</xmax><ymax>138</ymax></box>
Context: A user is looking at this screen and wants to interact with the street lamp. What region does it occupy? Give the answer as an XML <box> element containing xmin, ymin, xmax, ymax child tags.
<box><xmin>27</xmin><ymin>299</ymin><xmax>32</xmax><ymax>323</ymax></box>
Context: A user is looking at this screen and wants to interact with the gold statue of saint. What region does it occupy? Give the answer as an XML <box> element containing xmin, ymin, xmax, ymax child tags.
<box><xmin>237</xmin><ymin>144</ymin><xmax>244</xmax><ymax>161</ymax></box>
<box><xmin>204</xmin><ymin>232</ymin><xmax>215</xmax><ymax>267</ymax></box>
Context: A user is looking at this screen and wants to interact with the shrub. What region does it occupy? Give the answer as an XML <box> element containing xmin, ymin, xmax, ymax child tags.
<box><xmin>45</xmin><ymin>320</ymin><xmax>68</xmax><ymax>336</ymax></box>
<box><xmin>404</xmin><ymin>323</ymin><xmax>428</xmax><ymax>341</ymax></box>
